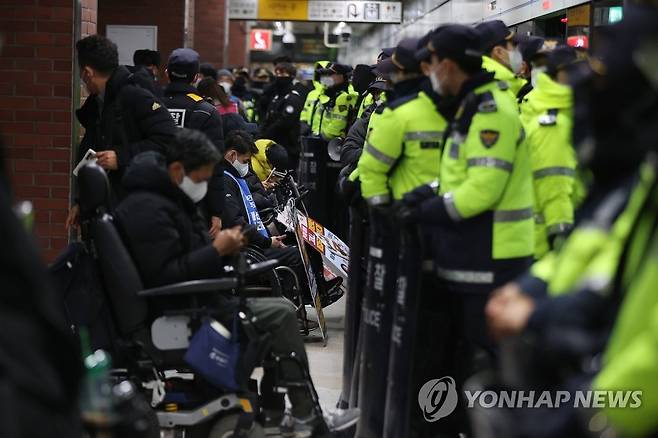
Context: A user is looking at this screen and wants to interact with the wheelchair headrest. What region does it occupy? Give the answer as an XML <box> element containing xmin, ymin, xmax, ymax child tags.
<box><xmin>78</xmin><ymin>162</ymin><xmax>111</xmax><ymax>216</ymax></box>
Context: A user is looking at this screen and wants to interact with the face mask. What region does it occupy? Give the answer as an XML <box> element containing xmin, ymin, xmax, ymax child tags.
<box><xmin>320</xmin><ymin>76</ymin><xmax>335</xmax><ymax>87</ymax></box>
<box><xmin>232</xmin><ymin>159</ymin><xmax>250</xmax><ymax>177</ymax></box>
<box><xmin>430</xmin><ymin>71</ymin><xmax>443</xmax><ymax>95</ymax></box>
<box><xmin>508</xmin><ymin>48</ymin><xmax>524</xmax><ymax>75</ymax></box>
<box><xmin>179</xmin><ymin>175</ymin><xmax>208</xmax><ymax>203</ymax></box>
<box><xmin>219</xmin><ymin>81</ymin><xmax>232</xmax><ymax>94</ymax></box>
<box><xmin>275</xmin><ymin>76</ymin><xmax>293</xmax><ymax>88</ymax></box>
<box><xmin>531</xmin><ymin>66</ymin><xmax>547</xmax><ymax>88</ymax></box>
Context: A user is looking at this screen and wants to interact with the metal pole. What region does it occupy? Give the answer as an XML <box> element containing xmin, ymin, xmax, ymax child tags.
<box><xmin>223</xmin><ymin>0</ymin><xmax>230</xmax><ymax>66</ymax></box>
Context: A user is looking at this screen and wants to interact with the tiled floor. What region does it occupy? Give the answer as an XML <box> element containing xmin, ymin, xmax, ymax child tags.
<box><xmin>304</xmin><ymin>297</ymin><xmax>346</xmax><ymax>411</ymax></box>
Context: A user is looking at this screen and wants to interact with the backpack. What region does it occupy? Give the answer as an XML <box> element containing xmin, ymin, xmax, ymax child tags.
<box><xmin>49</xmin><ymin>242</ymin><xmax>117</xmax><ymax>352</ymax></box>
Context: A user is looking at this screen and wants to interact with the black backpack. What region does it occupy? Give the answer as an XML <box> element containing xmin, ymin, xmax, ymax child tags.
<box><xmin>49</xmin><ymin>242</ymin><xmax>117</xmax><ymax>352</ymax></box>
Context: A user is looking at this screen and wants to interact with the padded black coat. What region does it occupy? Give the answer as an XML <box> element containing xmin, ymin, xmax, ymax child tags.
<box><xmin>75</xmin><ymin>65</ymin><xmax>177</xmax><ymax>203</ymax></box>
<box><xmin>114</xmin><ymin>151</ymin><xmax>226</xmax><ymax>288</ymax></box>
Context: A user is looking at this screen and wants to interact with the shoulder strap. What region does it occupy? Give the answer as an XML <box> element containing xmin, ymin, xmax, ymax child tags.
<box><xmin>186</xmin><ymin>93</ymin><xmax>204</xmax><ymax>102</ymax></box>
<box><xmin>223</xmin><ymin>171</ymin><xmax>269</xmax><ymax>237</ymax></box>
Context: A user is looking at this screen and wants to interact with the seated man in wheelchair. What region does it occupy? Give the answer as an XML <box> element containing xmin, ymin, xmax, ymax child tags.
<box><xmin>220</xmin><ymin>130</ymin><xmax>343</xmax><ymax>308</ymax></box>
<box><xmin>113</xmin><ymin>128</ymin><xmax>358</xmax><ymax>435</ymax></box>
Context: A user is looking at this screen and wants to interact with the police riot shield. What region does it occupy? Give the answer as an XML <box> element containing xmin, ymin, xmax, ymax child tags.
<box><xmin>298</xmin><ymin>136</ymin><xmax>328</xmax><ymax>226</ymax></box>
<box><xmin>383</xmin><ymin>222</ymin><xmax>423</xmax><ymax>438</ymax></box>
<box><xmin>338</xmin><ymin>203</ymin><xmax>368</xmax><ymax>408</ymax></box>
<box><xmin>355</xmin><ymin>208</ymin><xmax>399</xmax><ymax>438</ymax></box>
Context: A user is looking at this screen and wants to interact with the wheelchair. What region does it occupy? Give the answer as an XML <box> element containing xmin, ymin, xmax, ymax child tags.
<box><xmin>77</xmin><ymin>163</ymin><xmax>333</xmax><ymax>437</ymax></box>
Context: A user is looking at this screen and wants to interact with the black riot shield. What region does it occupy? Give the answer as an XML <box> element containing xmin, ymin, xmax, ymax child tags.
<box><xmin>355</xmin><ymin>208</ymin><xmax>399</xmax><ymax>438</ymax></box>
<box><xmin>298</xmin><ymin>136</ymin><xmax>328</xmax><ymax>226</ymax></box>
<box><xmin>338</xmin><ymin>203</ymin><xmax>368</xmax><ymax>408</ymax></box>
<box><xmin>383</xmin><ymin>222</ymin><xmax>423</xmax><ymax>438</ymax></box>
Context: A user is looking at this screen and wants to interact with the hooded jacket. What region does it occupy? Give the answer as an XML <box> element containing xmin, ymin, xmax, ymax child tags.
<box><xmin>520</xmin><ymin>72</ymin><xmax>585</xmax><ymax>257</ymax></box>
<box><xmin>114</xmin><ymin>151</ymin><xmax>225</xmax><ymax>288</ymax></box>
<box><xmin>482</xmin><ymin>55</ymin><xmax>528</xmax><ymax>101</ymax></box>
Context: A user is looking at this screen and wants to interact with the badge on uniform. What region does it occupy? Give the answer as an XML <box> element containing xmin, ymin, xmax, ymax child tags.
<box><xmin>168</xmin><ymin>109</ymin><xmax>187</xmax><ymax>128</ymax></box>
<box><xmin>152</xmin><ymin>101</ymin><xmax>161</xmax><ymax>111</ymax></box>
<box><xmin>479</xmin><ymin>130</ymin><xmax>500</xmax><ymax>148</ymax></box>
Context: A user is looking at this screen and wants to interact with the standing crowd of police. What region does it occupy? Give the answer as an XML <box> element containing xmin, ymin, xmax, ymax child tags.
<box><xmin>2</xmin><ymin>3</ymin><xmax>658</xmax><ymax>437</ymax></box>
<box><xmin>288</xmin><ymin>5</ymin><xmax>658</xmax><ymax>438</ymax></box>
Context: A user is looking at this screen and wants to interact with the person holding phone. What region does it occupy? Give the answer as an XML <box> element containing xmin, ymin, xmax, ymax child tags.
<box><xmin>221</xmin><ymin>131</ymin><xmax>343</xmax><ymax>308</ymax></box>
<box><xmin>113</xmin><ymin>128</ymin><xmax>359</xmax><ymax>434</ymax></box>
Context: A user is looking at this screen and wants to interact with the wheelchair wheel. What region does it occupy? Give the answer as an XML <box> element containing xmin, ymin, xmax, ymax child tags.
<box><xmin>208</xmin><ymin>413</ymin><xmax>265</xmax><ymax>438</ymax></box>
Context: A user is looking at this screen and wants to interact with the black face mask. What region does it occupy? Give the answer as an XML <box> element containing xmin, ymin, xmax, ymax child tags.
<box><xmin>352</xmin><ymin>64</ymin><xmax>376</xmax><ymax>95</ymax></box>
<box><xmin>574</xmin><ymin>69</ymin><xmax>658</xmax><ymax>186</ymax></box>
<box><xmin>252</xmin><ymin>81</ymin><xmax>267</xmax><ymax>90</ymax></box>
<box><xmin>274</xmin><ymin>76</ymin><xmax>293</xmax><ymax>89</ymax></box>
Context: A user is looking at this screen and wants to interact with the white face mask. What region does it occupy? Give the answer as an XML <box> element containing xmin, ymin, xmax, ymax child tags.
<box><xmin>508</xmin><ymin>48</ymin><xmax>524</xmax><ymax>75</ymax></box>
<box><xmin>320</xmin><ymin>76</ymin><xmax>335</xmax><ymax>87</ymax></box>
<box><xmin>219</xmin><ymin>81</ymin><xmax>232</xmax><ymax>94</ymax></box>
<box><xmin>430</xmin><ymin>71</ymin><xmax>443</xmax><ymax>96</ymax></box>
<box><xmin>232</xmin><ymin>159</ymin><xmax>250</xmax><ymax>177</ymax></box>
<box><xmin>530</xmin><ymin>66</ymin><xmax>547</xmax><ymax>88</ymax></box>
<box><xmin>179</xmin><ymin>175</ymin><xmax>208</xmax><ymax>203</ymax></box>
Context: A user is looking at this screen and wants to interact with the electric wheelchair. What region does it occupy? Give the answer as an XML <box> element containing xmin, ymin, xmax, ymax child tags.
<box><xmin>77</xmin><ymin>163</ymin><xmax>332</xmax><ymax>437</ymax></box>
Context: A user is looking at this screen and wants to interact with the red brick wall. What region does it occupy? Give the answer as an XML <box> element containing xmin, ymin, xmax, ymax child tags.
<box><xmin>0</xmin><ymin>0</ymin><xmax>88</xmax><ymax>261</ymax></box>
<box><xmin>228</xmin><ymin>20</ymin><xmax>248</xmax><ymax>67</ymax></box>
<box><xmin>98</xmin><ymin>0</ymin><xmax>185</xmax><ymax>69</ymax></box>
<box><xmin>192</xmin><ymin>0</ymin><xmax>247</xmax><ymax>68</ymax></box>
<box><xmin>82</xmin><ymin>0</ymin><xmax>98</xmax><ymax>36</ymax></box>
<box><xmin>194</xmin><ymin>0</ymin><xmax>226</xmax><ymax>67</ymax></box>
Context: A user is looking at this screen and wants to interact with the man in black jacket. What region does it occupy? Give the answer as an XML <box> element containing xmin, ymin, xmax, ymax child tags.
<box><xmin>164</xmin><ymin>48</ymin><xmax>225</xmax><ymax>237</ymax></box>
<box><xmin>114</xmin><ymin>129</ymin><xmax>358</xmax><ymax>435</ymax></box>
<box><xmin>66</xmin><ymin>35</ymin><xmax>177</xmax><ymax>229</ymax></box>
<box><xmin>258</xmin><ymin>62</ymin><xmax>305</xmax><ymax>170</ymax></box>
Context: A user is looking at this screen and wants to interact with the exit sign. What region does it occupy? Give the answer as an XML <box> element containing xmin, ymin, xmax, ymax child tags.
<box><xmin>250</xmin><ymin>29</ymin><xmax>272</xmax><ymax>51</ymax></box>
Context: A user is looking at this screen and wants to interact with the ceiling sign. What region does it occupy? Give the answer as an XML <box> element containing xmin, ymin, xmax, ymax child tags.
<box><xmin>259</xmin><ymin>0</ymin><xmax>309</xmax><ymax>20</ymax></box>
<box><xmin>229</xmin><ymin>0</ymin><xmax>403</xmax><ymax>23</ymax></box>
<box><xmin>250</xmin><ymin>29</ymin><xmax>273</xmax><ymax>51</ymax></box>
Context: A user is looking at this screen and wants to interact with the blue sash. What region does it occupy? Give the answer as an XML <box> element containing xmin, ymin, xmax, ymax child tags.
<box><xmin>224</xmin><ymin>170</ymin><xmax>269</xmax><ymax>237</ymax></box>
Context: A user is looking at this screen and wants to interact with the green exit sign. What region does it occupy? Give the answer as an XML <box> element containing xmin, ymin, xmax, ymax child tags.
<box><xmin>609</xmin><ymin>6</ymin><xmax>623</xmax><ymax>23</ymax></box>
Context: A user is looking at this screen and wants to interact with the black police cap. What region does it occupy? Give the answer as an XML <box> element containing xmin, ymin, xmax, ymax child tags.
<box><xmin>415</xmin><ymin>29</ymin><xmax>435</xmax><ymax>62</ymax></box>
<box><xmin>546</xmin><ymin>45</ymin><xmax>578</xmax><ymax>76</ymax></box>
<box><xmin>375</xmin><ymin>38</ymin><xmax>421</xmax><ymax>75</ymax></box>
<box><xmin>318</xmin><ymin>63</ymin><xmax>353</xmax><ymax>76</ymax></box>
<box><xmin>517</xmin><ymin>35</ymin><xmax>545</xmax><ymax>63</ymax></box>
<box><xmin>168</xmin><ymin>48</ymin><xmax>200</xmax><ymax>81</ymax></box>
<box><xmin>475</xmin><ymin>20</ymin><xmax>515</xmax><ymax>52</ymax></box>
<box><xmin>274</xmin><ymin>61</ymin><xmax>297</xmax><ymax>76</ymax></box>
<box><xmin>368</xmin><ymin>77</ymin><xmax>390</xmax><ymax>92</ymax></box>
<box><xmin>426</xmin><ymin>24</ymin><xmax>482</xmax><ymax>63</ymax></box>
<box><xmin>378</xmin><ymin>47</ymin><xmax>395</xmax><ymax>61</ymax></box>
